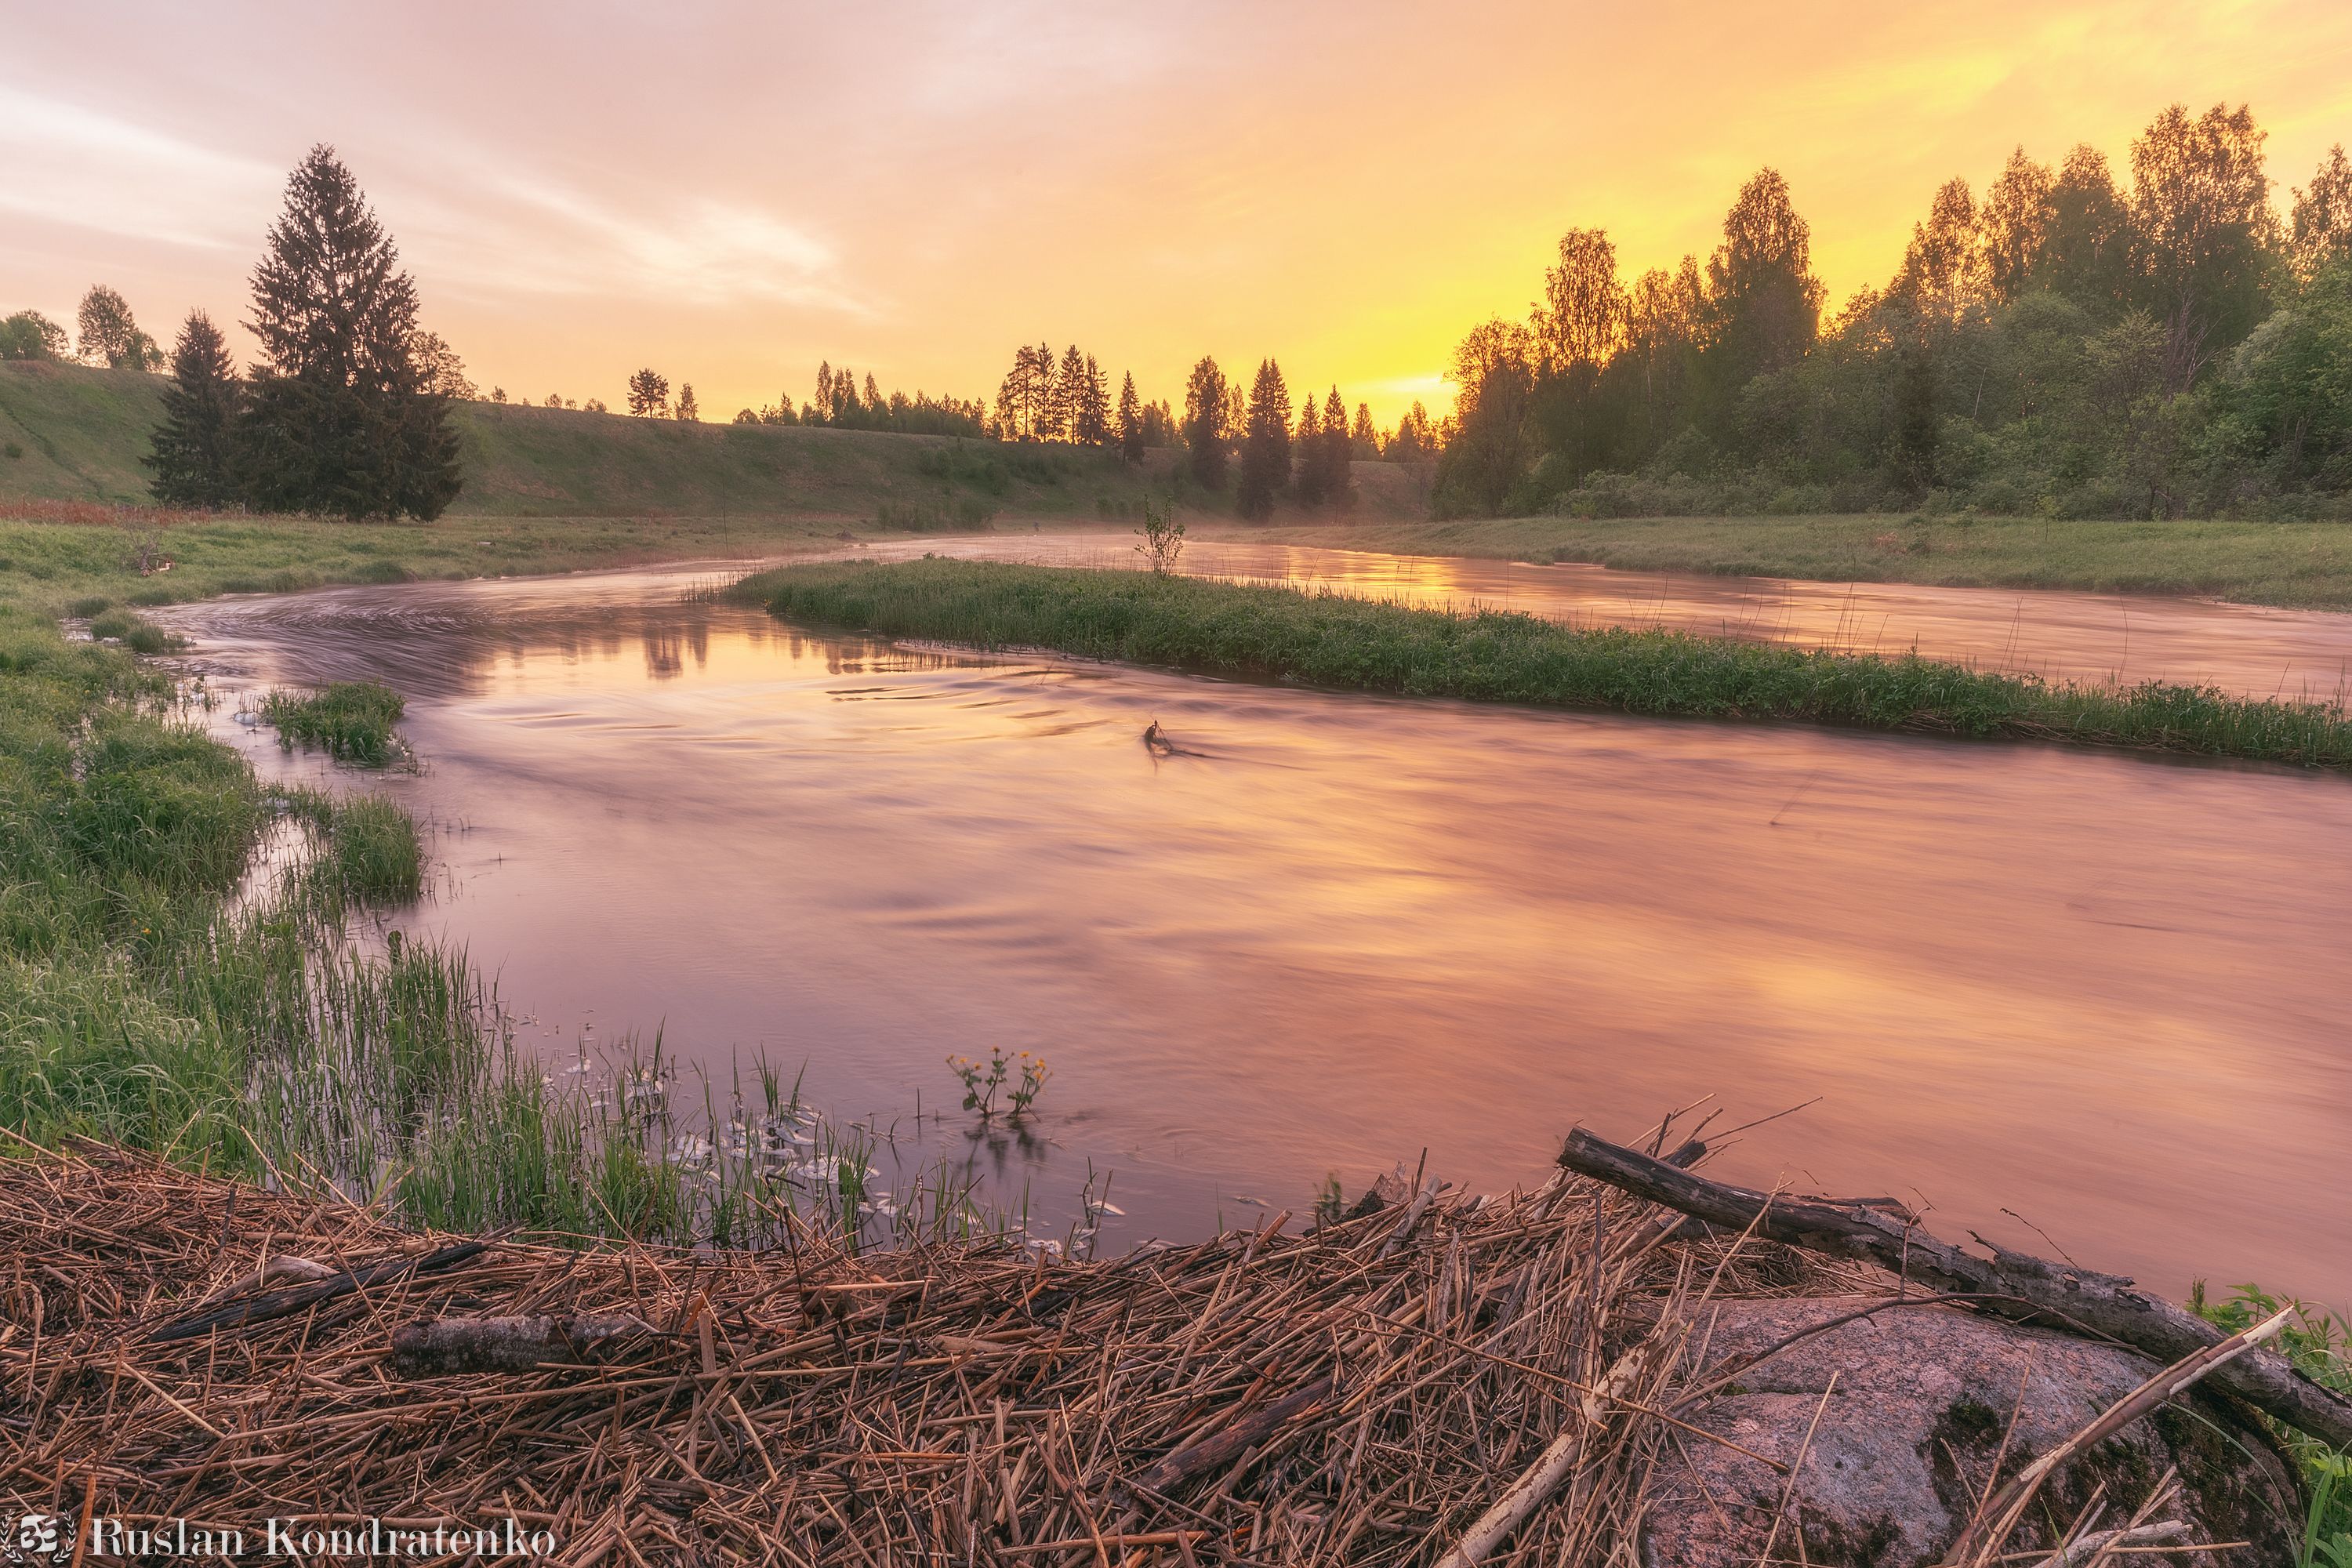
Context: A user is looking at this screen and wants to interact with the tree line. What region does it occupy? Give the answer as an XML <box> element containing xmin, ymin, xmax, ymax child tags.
<box><xmin>727</xmin><ymin>363</ymin><xmax>991</xmax><ymax>437</ymax></box>
<box><xmin>0</xmin><ymin>286</ymin><xmax>168</xmax><ymax>370</ymax></box>
<box><xmin>1434</xmin><ymin>100</ymin><xmax>2352</xmax><ymax>520</ymax></box>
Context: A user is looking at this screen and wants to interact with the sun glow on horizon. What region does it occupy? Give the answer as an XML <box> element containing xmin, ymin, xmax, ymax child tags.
<box><xmin>7</xmin><ymin>2</ymin><xmax>2352</xmax><ymax>430</ymax></box>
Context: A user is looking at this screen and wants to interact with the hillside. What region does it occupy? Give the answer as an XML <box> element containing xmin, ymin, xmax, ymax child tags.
<box><xmin>0</xmin><ymin>359</ymin><xmax>1429</xmax><ymax>522</ymax></box>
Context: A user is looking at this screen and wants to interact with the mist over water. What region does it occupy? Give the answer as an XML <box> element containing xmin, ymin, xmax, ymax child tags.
<box><xmin>160</xmin><ymin>543</ymin><xmax>2352</xmax><ymax>1305</ymax></box>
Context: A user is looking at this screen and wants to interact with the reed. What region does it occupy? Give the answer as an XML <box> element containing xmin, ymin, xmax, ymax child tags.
<box><xmin>735</xmin><ymin>557</ymin><xmax>2352</xmax><ymax>768</ymax></box>
<box><xmin>2</xmin><ymin>606</ymin><xmax>1012</xmax><ymax>1250</ymax></box>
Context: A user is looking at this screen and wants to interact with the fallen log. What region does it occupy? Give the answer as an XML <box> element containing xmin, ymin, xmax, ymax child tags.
<box><xmin>1131</xmin><ymin>1374</ymin><xmax>1338</xmax><ymax>1494</ymax></box>
<box><xmin>1559</xmin><ymin>1127</ymin><xmax>2352</xmax><ymax>1449</ymax></box>
<box><xmin>191</xmin><ymin>1254</ymin><xmax>339</xmax><ymax>1308</ymax></box>
<box><xmin>145</xmin><ymin>1241</ymin><xmax>489</xmax><ymax>1344</ymax></box>
<box><xmin>390</xmin><ymin>1313</ymin><xmax>658</xmax><ymax>1377</ymax></box>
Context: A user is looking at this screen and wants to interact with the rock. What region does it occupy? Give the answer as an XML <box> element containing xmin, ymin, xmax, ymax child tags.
<box><xmin>1344</xmin><ymin>1161</ymin><xmax>1415</xmax><ymax>1221</ymax></box>
<box><xmin>1639</xmin><ymin>1297</ymin><xmax>2300</xmax><ymax>1568</ymax></box>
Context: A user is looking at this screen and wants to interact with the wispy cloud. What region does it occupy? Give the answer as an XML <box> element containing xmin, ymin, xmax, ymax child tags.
<box><xmin>0</xmin><ymin>89</ymin><xmax>279</xmax><ymax>249</ymax></box>
<box><xmin>416</xmin><ymin>174</ymin><xmax>858</xmax><ymax>313</ymax></box>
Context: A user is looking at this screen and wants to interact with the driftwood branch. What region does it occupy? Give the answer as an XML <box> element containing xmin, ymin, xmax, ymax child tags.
<box><xmin>146</xmin><ymin>1241</ymin><xmax>489</xmax><ymax>1343</ymax></box>
<box><xmin>1940</xmin><ymin>1305</ymin><xmax>2295</xmax><ymax>1566</ymax></box>
<box><xmin>1131</xmin><ymin>1374</ymin><xmax>1338</xmax><ymax>1494</ymax></box>
<box><xmin>1559</xmin><ymin>1128</ymin><xmax>2352</xmax><ymax>1449</ymax></box>
<box><xmin>390</xmin><ymin>1313</ymin><xmax>657</xmax><ymax>1376</ymax></box>
<box><xmin>191</xmin><ymin>1254</ymin><xmax>338</xmax><ymax>1308</ymax></box>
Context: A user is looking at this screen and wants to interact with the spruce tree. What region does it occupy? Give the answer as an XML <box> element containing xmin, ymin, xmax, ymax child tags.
<box><xmin>241</xmin><ymin>146</ymin><xmax>460</xmax><ymax>519</ymax></box>
<box><xmin>146</xmin><ymin>311</ymin><xmax>243</xmax><ymax>507</ymax></box>
<box><xmin>1322</xmin><ymin>386</ymin><xmax>1352</xmax><ymax>504</ymax></box>
<box><xmin>1293</xmin><ymin>396</ymin><xmax>1327</xmax><ymax>506</ymax></box>
<box><xmin>1116</xmin><ymin>372</ymin><xmax>1144</xmax><ymax>463</ymax></box>
<box><xmin>1235</xmin><ymin>358</ymin><xmax>1293</xmax><ymax>521</ymax></box>
<box><xmin>1076</xmin><ymin>354</ymin><xmax>1111</xmax><ymax>443</ymax></box>
<box><xmin>1181</xmin><ymin>357</ymin><xmax>1229</xmax><ymax>488</ymax></box>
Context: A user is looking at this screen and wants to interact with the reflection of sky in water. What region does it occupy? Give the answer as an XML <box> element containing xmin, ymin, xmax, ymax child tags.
<box><xmin>887</xmin><ymin>531</ymin><xmax>2352</xmax><ymax>702</ymax></box>
<box><xmin>160</xmin><ymin>555</ymin><xmax>2352</xmax><ymax>1308</ymax></box>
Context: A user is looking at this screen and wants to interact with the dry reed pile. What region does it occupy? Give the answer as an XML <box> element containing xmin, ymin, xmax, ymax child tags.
<box><xmin>0</xmin><ymin>1138</ymin><xmax>1882</xmax><ymax>1564</ymax></box>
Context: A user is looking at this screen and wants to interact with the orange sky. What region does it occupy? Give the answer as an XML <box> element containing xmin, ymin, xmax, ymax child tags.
<box><xmin>7</xmin><ymin>2</ymin><xmax>2351</xmax><ymax>426</ymax></box>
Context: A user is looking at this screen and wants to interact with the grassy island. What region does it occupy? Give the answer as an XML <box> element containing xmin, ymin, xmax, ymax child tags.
<box><xmin>733</xmin><ymin>557</ymin><xmax>2352</xmax><ymax>768</ymax></box>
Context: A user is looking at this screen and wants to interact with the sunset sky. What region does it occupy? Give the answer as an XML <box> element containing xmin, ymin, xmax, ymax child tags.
<box><xmin>7</xmin><ymin>2</ymin><xmax>2352</xmax><ymax>426</ymax></box>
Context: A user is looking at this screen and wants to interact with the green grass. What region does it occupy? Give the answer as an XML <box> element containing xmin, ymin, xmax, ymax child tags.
<box><xmin>282</xmin><ymin>789</ymin><xmax>423</xmax><ymax>902</ymax></box>
<box><xmin>0</xmin><ymin>604</ymin><xmax>1015</xmax><ymax>1248</ymax></box>
<box><xmin>260</xmin><ymin>681</ymin><xmax>407</xmax><ymax>766</ymax></box>
<box><xmin>734</xmin><ymin>558</ymin><xmax>2352</xmax><ymax>768</ymax></box>
<box><xmin>1251</xmin><ymin>513</ymin><xmax>2352</xmax><ymax>613</ymax></box>
<box><xmin>1</xmin><ymin>358</ymin><xmax>1163</xmax><ymax>520</ymax></box>
<box><xmin>2194</xmin><ymin>1283</ymin><xmax>2352</xmax><ymax>1555</ymax></box>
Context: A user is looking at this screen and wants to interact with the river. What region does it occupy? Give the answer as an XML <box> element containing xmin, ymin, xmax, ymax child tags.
<box><xmin>157</xmin><ymin>536</ymin><xmax>2352</xmax><ymax>1307</ymax></box>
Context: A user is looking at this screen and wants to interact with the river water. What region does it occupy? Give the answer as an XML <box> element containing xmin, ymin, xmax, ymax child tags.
<box><xmin>158</xmin><ymin>538</ymin><xmax>2352</xmax><ymax>1307</ymax></box>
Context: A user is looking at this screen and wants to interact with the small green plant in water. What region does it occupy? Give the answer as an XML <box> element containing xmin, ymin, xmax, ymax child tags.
<box><xmin>1313</xmin><ymin>1171</ymin><xmax>1346</xmax><ymax>1229</ymax></box>
<box><xmin>947</xmin><ymin>1047</ymin><xmax>1051</xmax><ymax>1121</ymax></box>
<box><xmin>260</xmin><ymin>681</ymin><xmax>406</xmax><ymax>766</ymax></box>
<box><xmin>1134</xmin><ymin>495</ymin><xmax>1185</xmax><ymax>574</ymax></box>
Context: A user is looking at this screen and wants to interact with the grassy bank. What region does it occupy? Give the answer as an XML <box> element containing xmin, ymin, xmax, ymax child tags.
<box><xmin>1</xmin><ymin>358</ymin><xmax>1167</xmax><ymax>520</ymax></box>
<box><xmin>0</xmin><ymin>605</ymin><xmax>975</xmax><ymax>1247</ymax></box>
<box><xmin>1251</xmin><ymin>513</ymin><xmax>2352</xmax><ymax>612</ymax></box>
<box><xmin>735</xmin><ymin>557</ymin><xmax>2352</xmax><ymax>767</ymax></box>
<box><xmin>0</xmin><ymin>500</ymin><xmax>901</xmax><ymax>622</ymax></box>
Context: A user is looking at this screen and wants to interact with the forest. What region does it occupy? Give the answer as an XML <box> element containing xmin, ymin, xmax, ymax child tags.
<box><xmin>1430</xmin><ymin>101</ymin><xmax>2352</xmax><ymax>522</ymax></box>
<box><xmin>9</xmin><ymin>101</ymin><xmax>2348</xmax><ymax>527</ymax></box>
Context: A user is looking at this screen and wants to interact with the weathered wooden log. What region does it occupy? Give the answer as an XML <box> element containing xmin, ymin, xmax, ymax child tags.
<box><xmin>145</xmin><ymin>1241</ymin><xmax>488</xmax><ymax>1343</ymax></box>
<box><xmin>1131</xmin><ymin>1374</ymin><xmax>1338</xmax><ymax>1494</ymax></box>
<box><xmin>1559</xmin><ymin>1127</ymin><xmax>2352</xmax><ymax>1449</ymax></box>
<box><xmin>390</xmin><ymin>1313</ymin><xmax>657</xmax><ymax>1377</ymax></box>
<box><xmin>191</xmin><ymin>1254</ymin><xmax>339</xmax><ymax>1308</ymax></box>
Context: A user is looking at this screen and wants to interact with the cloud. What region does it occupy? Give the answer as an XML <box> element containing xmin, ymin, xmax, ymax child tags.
<box><xmin>454</xmin><ymin>176</ymin><xmax>856</xmax><ymax>311</ymax></box>
<box><xmin>0</xmin><ymin>89</ymin><xmax>280</xmax><ymax>250</ymax></box>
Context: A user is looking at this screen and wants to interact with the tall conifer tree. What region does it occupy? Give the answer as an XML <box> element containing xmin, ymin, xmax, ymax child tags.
<box><xmin>146</xmin><ymin>311</ymin><xmax>243</xmax><ymax>507</ymax></box>
<box><xmin>1236</xmin><ymin>358</ymin><xmax>1293</xmax><ymax>520</ymax></box>
<box><xmin>1321</xmin><ymin>386</ymin><xmax>1352</xmax><ymax>503</ymax></box>
<box><xmin>1181</xmin><ymin>357</ymin><xmax>1229</xmax><ymax>488</ymax></box>
<box><xmin>1116</xmin><ymin>371</ymin><xmax>1145</xmax><ymax>463</ymax></box>
<box><xmin>1293</xmin><ymin>396</ymin><xmax>1327</xmax><ymax>506</ymax></box>
<box><xmin>241</xmin><ymin>146</ymin><xmax>459</xmax><ymax>518</ymax></box>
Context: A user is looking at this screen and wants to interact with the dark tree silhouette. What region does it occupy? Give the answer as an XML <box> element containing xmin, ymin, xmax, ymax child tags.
<box><xmin>240</xmin><ymin>146</ymin><xmax>460</xmax><ymax>519</ymax></box>
<box><xmin>2292</xmin><ymin>144</ymin><xmax>2352</xmax><ymax>278</ymax></box>
<box><xmin>77</xmin><ymin>285</ymin><xmax>162</xmax><ymax>370</ymax></box>
<box><xmin>0</xmin><ymin>311</ymin><xmax>69</xmax><ymax>361</ymax></box>
<box><xmin>1704</xmin><ymin>169</ymin><xmax>1825</xmax><ymax>392</ymax></box>
<box><xmin>1116</xmin><ymin>371</ymin><xmax>1145</xmax><ymax>462</ymax></box>
<box><xmin>627</xmin><ymin>368</ymin><xmax>670</xmax><ymax>416</ymax></box>
<box><xmin>1181</xmin><ymin>356</ymin><xmax>1229</xmax><ymax>488</ymax></box>
<box><xmin>1293</xmin><ymin>396</ymin><xmax>1327</xmax><ymax>506</ymax></box>
<box><xmin>676</xmin><ymin>382</ymin><xmax>699</xmax><ymax>422</ymax></box>
<box><xmin>1321</xmin><ymin>385</ymin><xmax>1352</xmax><ymax>505</ymax></box>
<box><xmin>146</xmin><ymin>312</ymin><xmax>243</xmax><ymax>507</ymax></box>
<box><xmin>1236</xmin><ymin>358</ymin><xmax>1293</xmax><ymax>520</ymax></box>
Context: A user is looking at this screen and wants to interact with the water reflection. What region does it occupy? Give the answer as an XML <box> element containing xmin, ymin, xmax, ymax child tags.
<box><xmin>161</xmin><ymin>557</ymin><xmax>2352</xmax><ymax>1308</ymax></box>
<box><xmin>864</xmin><ymin>532</ymin><xmax>2352</xmax><ymax>702</ymax></box>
